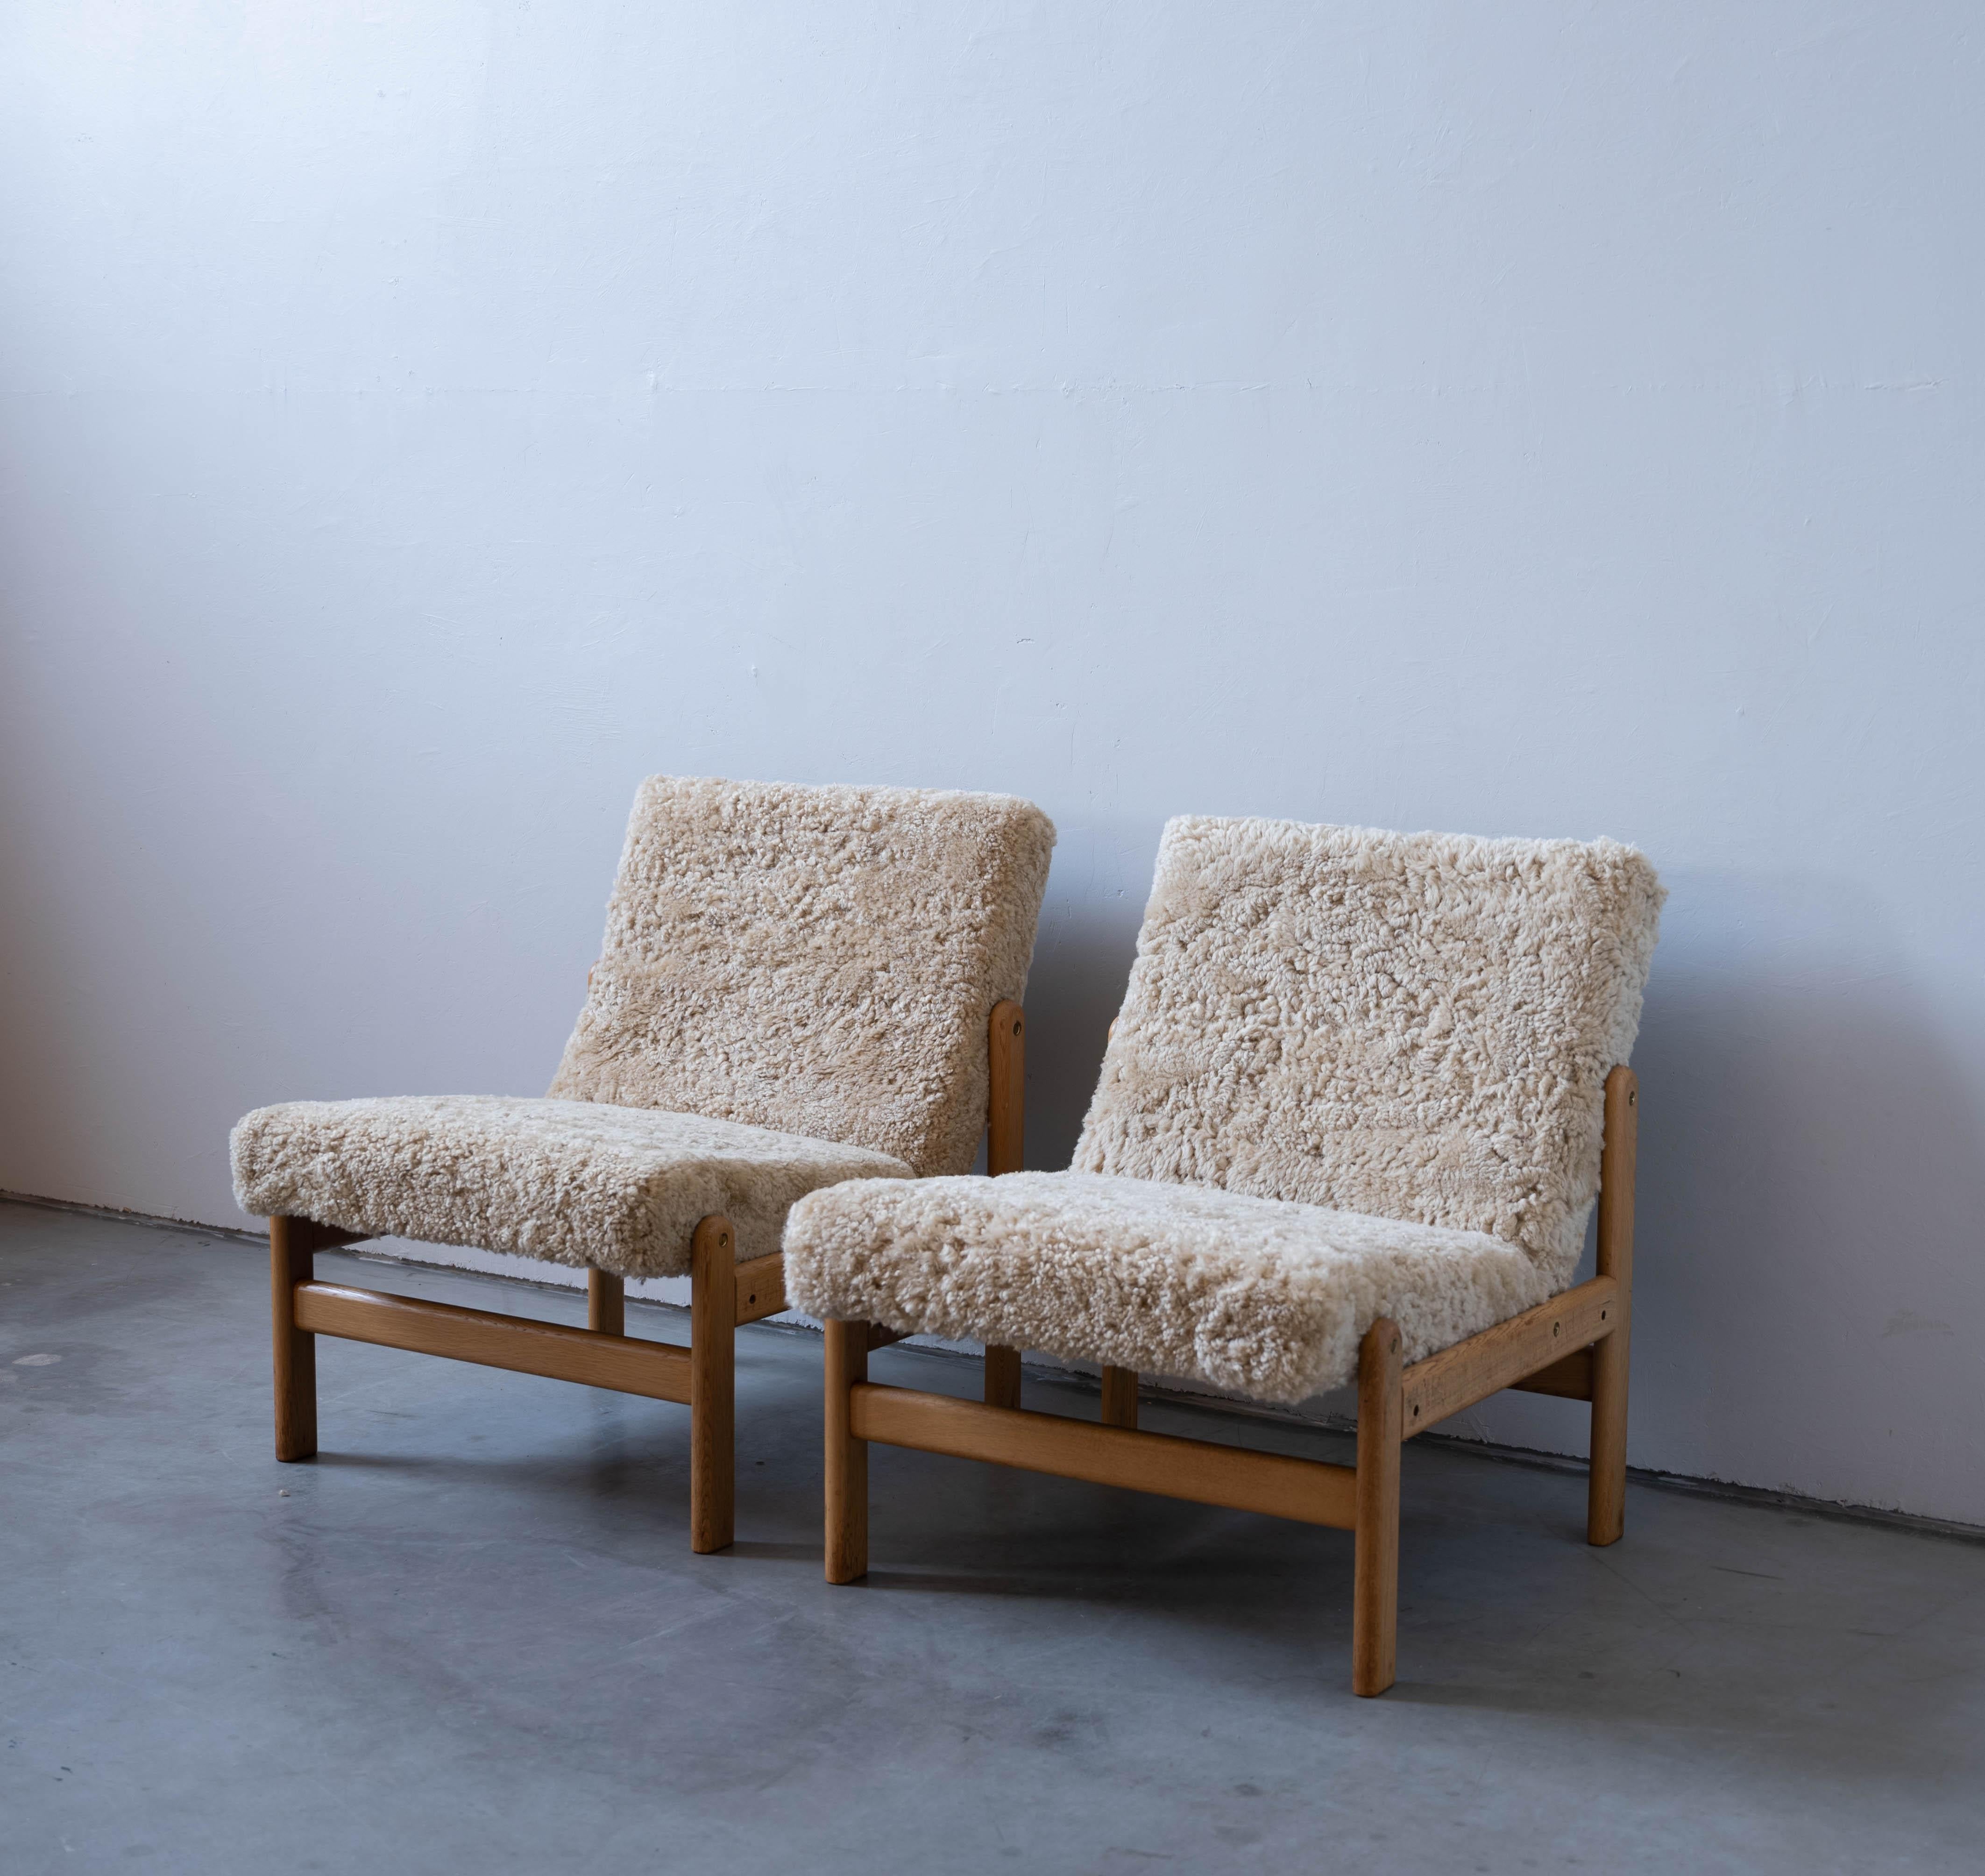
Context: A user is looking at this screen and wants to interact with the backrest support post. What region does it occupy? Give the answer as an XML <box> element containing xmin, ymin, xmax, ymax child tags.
<box><xmin>1597</xmin><ymin>1066</ymin><xmax>1638</xmax><ymax>1286</ymax></box>
<box><xmin>987</xmin><ymin>1001</ymin><xmax>1025</xmax><ymax>1176</ymax></box>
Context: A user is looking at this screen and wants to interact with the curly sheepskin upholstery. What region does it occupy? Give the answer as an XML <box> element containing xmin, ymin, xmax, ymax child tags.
<box><xmin>784</xmin><ymin>816</ymin><xmax>1663</xmax><ymax>1399</ymax></box>
<box><xmin>232</xmin><ymin>776</ymin><xmax>1056</xmax><ymax>1272</ymax></box>
<box><xmin>231</xmin><ymin>1097</ymin><xmax>911</xmax><ymax>1277</ymax></box>
<box><xmin>781</xmin><ymin>1172</ymin><xmax>1548</xmax><ymax>1402</ymax></box>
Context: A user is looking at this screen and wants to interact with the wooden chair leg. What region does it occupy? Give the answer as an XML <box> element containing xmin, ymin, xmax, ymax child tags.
<box><xmin>1100</xmin><ymin>1364</ymin><xmax>1138</xmax><ymax>1428</ymax></box>
<box><xmin>588</xmin><ymin>1268</ymin><xmax>624</xmax><ymax>1337</ymax></box>
<box><xmin>270</xmin><ymin>1216</ymin><xmax>318</xmax><ymax>1461</ymax></box>
<box><xmin>1588</xmin><ymin>1331</ymin><xmax>1630</xmax><ymax>1546</ymax></box>
<box><xmin>688</xmin><ymin>1216</ymin><xmax>736</xmax><ymax>1554</ymax></box>
<box><xmin>825</xmin><ymin>1319</ymin><xmax>870</xmax><ymax>1583</ymax></box>
<box><xmin>1589</xmin><ymin>1066</ymin><xmax>1638</xmax><ymax>1546</ymax></box>
<box><xmin>1353</xmin><ymin>1317</ymin><xmax>1403</xmax><ymax>1697</ymax></box>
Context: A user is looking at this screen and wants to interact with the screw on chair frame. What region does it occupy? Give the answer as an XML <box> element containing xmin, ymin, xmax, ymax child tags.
<box><xmin>823</xmin><ymin>1063</ymin><xmax>1638</xmax><ymax>1696</ymax></box>
<box><xmin>269</xmin><ymin>1001</ymin><xmax>1029</xmax><ymax>1555</ymax></box>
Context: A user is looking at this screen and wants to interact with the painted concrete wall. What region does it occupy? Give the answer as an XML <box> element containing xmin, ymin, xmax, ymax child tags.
<box><xmin>3</xmin><ymin>4</ymin><xmax>1980</xmax><ymax>1521</ymax></box>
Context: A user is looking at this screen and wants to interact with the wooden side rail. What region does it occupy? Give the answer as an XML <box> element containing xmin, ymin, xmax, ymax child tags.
<box><xmin>849</xmin><ymin>1382</ymin><xmax>1359</xmax><ymax>1529</ymax></box>
<box><xmin>291</xmin><ymin>1281</ymin><xmax>694</xmax><ymax>1404</ymax></box>
<box><xmin>1400</xmin><ymin>1275</ymin><xmax>1619</xmax><ymax>1438</ymax></box>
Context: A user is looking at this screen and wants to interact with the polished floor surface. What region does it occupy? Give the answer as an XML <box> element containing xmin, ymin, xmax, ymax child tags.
<box><xmin>3</xmin><ymin>1197</ymin><xmax>1982</xmax><ymax>1874</ymax></box>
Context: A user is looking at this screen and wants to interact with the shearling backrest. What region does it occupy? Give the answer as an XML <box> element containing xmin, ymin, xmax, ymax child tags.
<box><xmin>549</xmin><ymin>776</ymin><xmax>1056</xmax><ymax>1178</ymax></box>
<box><xmin>1073</xmin><ymin>817</ymin><xmax>1663</xmax><ymax>1279</ymax></box>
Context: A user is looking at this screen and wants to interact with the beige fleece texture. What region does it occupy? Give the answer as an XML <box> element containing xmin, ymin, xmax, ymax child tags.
<box><xmin>784</xmin><ymin>817</ymin><xmax>1662</xmax><ymax>1400</ymax></box>
<box><xmin>232</xmin><ymin>776</ymin><xmax>1056</xmax><ymax>1277</ymax></box>
<box><xmin>230</xmin><ymin>1097</ymin><xmax>911</xmax><ymax>1276</ymax></box>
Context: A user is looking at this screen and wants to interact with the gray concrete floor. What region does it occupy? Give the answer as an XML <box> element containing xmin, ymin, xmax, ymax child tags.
<box><xmin>3</xmin><ymin>1200</ymin><xmax>1982</xmax><ymax>1875</ymax></box>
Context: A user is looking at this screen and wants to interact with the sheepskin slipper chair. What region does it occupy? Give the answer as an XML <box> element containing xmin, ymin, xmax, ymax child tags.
<box><xmin>234</xmin><ymin>775</ymin><xmax>1055</xmax><ymax>1552</ymax></box>
<box><xmin>784</xmin><ymin>814</ymin><xmax>1662</xmax><ymax>1692</ymax></box>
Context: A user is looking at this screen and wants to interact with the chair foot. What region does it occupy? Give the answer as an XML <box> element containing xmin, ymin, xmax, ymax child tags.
<box><xmin>1353</xmin><ymin>1318</ymin><xmax>1402</xmax><ymax>1697</ymax></box>
<box><xmin>689</xmin><ymin>1217</ymin><xmax>736</xmax><ymax>1553</ymax></box>
<box><xmin>825</xmin><ymin>1320</ymin><xmax>869</xmax><ymax>1582</ymax></box>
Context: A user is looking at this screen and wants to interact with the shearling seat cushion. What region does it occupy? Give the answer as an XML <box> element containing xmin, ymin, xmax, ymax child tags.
<box><xmin>548</xmin><ymin>775</ymin><xmax>1057</xmax><ymax>1179</ymax></box>
<box><xmin>782</xmin><ymin>1172</ymin><xmax>1551</xmax><ymax>1401</ymax></box>
<box><xmin>232</xmin><ymin>1096</ymin><xmax>912</xmax><ymax>1277</ymax></box>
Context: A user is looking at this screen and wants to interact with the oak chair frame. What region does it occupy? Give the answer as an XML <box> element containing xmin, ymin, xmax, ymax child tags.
<box><xmin>271</xmin><ymin>1001</ymin><xmax>1030</xmax><ymax>1555</ymax></box>
<box><xmin>824</xmin><ymin>1063</ymin><xmax>1638</xmax><ymax>1696</ymax></box>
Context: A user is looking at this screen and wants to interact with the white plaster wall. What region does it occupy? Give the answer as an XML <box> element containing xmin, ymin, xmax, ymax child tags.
<box><xmin>2</xmin><ymin>4</ymin><xmax>1980</xmax><ymax>1521</ymax></box>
